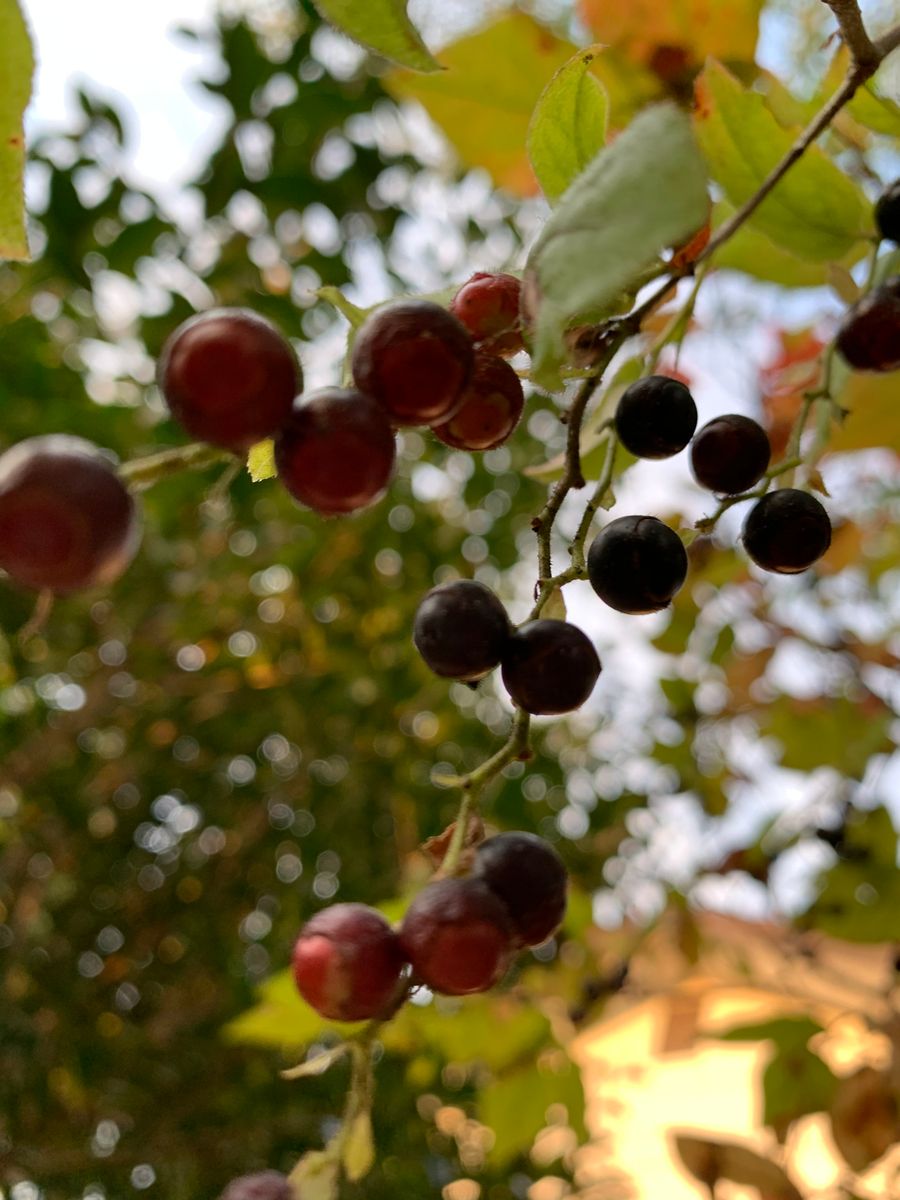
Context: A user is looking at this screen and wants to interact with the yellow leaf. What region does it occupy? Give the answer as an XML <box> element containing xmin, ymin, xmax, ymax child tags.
<box><xmin>579</xmin><ymin>0</ymin><xmax>762</xmax><ymax>70</ymax></box>
<box><xmin>0</xmin><ymin>0</ymin><xmax>34</xmax><ymax>261</ymax></box>
<box><xmin>247</xmin><ymin>439</ymin><xmax>276</xmax><ymax>482</ymax></box>
<box><xmin>341</xmin><ymin>1112</ymin><xmax>375</xmax><ymax>1182</ymax></box>
<box><xmin>829</xmin><ymin>373</ymin><xmax>900</xmax><ymax>455</ymax></box>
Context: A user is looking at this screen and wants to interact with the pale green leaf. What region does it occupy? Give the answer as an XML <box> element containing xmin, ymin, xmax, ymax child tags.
<box><xmin>0</xmin><ymin>0</ymin><xmax>34</xmax><ymax>261</ymax></box>
<box><xmin>341</xmin><ymin>1112</ymin><xmax>375</xmax><ymax>1182</ymax></box>
<box><xmin>695</xmin><ymin>61</ymin><xmax>870</xmax><ymax>262</ymax></box>
<box><xmin>289</xmin><ymin>1151</ymin><xmax>339</xmax><ymax>1200</ymax></box>
<box><xmin>848</xmin><ymin>81</ymin><xmax>900</xmax><ymax>137</ymax></box>
<box><xmin>247</xmin><ymin>439</ymin><xmax>276</xmax><ymax>482</ymax></box>
<box><xmin>527</xmin><ymin>46</ymin><xmax>608</xmax><ymax>203</ymax></box>
<box><xmin>311</xmin><ymin>0</ymin><xmax>440</xmax><ymax>72</ymax></box>
<box><xmin>526</xmin><ymin>104</ymin><xmax>708</xmax><ymax>389</ymax></box>
<box><xmin>479</xmin><ymin>1058</ymin><xmax>586</xmax><ymax>1167</ymax></box>
<box><xmin>280</xmin><ymin>1043</ymin><xmax>349</xmax><ymax>1080</ymax></box>
<box><xmin>826</xmin><ymin>263</ymin><xmax>860</xmax><ymax>305</ymax></box>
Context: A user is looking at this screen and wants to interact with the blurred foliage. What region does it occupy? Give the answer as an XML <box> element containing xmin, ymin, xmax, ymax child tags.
<box><xmin>0</xmin><ymin>0</ymin><xmax>898</xmax><ymax>1198</ymax></box>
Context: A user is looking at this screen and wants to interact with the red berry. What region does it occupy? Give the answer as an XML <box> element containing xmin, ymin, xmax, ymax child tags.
<box><xmin>431</xmin><ymin>352</ymin><xmax>525</xmax><ymax>451</ymax></box>
<box><xmin>0</xmin><ymin>436</ymin><xmax>140</xmax><ymax>594</ymax></box>
<box><xmin>274</xmin><ymin>388</ymin><xmax>396</xmax><ymax>515</ymax></box>
<box><xmin>474</xmin><ymin>832</ymin><xmax>567</xmax><ymax>948</ymax></box>
<box><xmin>158</xmin><ymin>308</ymin><xmax>301</xmax><ymax>452</ymax></box>
<box><xmin>350</xmin><ymin>300</ymin><xmax>474</xmax><ymax>426</ymax></box>
<box><xmin>450</xmin><ymin>272</ymin><xmax>524</xmax><ymax>357</ymax></box>
<box><xmin>218</xmin><ymin>1171</ymin><xmax>294</xmax><ymax>1200</ymax></box>
<box><xmin>835</xmin><ymin>279</ymin><xmax>900</xmax><ymax>373</ymax></box>
<box><xmin>399</xmin><ymin>878</ymin><xmax>515</xmax><ymax>996</ymax></box>
<box><xmin>292</xmin><ymin>904</ymin><xmax>405</xmax><ymax>1022</ymax></box>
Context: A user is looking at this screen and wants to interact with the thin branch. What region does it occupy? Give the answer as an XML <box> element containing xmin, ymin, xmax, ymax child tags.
<box><xmin>822</xmin><ymin>0</ymin><xmax>879</xmax><ymax>69</ymax></box>
<box><xmin>119</xmin><ymin>443</ymin><xmax>235</xmax><ymax>490</ymax></box>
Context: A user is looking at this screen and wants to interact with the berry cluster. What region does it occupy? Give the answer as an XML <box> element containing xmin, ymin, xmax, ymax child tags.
<box><xmin>291</xmin><ymin>832</ymin><xmax>566</xmax><ymax>1017</ymax></box>
<box><xmin>413</xmin><ymin>579</ymin><xmax>601</xmax><ymax>715</ymax></box>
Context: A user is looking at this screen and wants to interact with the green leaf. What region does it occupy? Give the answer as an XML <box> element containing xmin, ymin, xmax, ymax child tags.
<box><xmin>385</xmin><ymin>12</ymin><xmax>576</xmax><ymax>195</ymax></box>
<box><xmin>247</xmin><ymin>439</ymin><xmax>276</xmax><ymax>482</ymax></box>
<box><xmin>719</xmin><ymin>1016</ymin><xmax>822</xmax><ymax>1047</ymax></box>
<box><xmin>762</xmin><ymin>1045</ymin><xmax>837</xmax><ymax>1140</ymax></box>
<box><xmin>760</xmin><ymin>695</ymin><xmax>893</xmax><ymax>779</ymax></box>
<box><xmin>0</xmin><ymin>0</ymin><xmax>34</xmax><ymax>261</ymax></box>
<box><xmin>848</xmin><ymin>81</ymin><xmax>900</xmax><ymax>137</ymax></box>
<box><xmin>830</xmin><ymin>369</ymin><xmax>900</xmax><ymax>455</ymax></box>
<box><xmin>803</xmin><ymin>807</ymin><xmax>900</xmax><ymax>943</ymax></box>
<box><xmin>479</xmin><ymin>1057</ymin><xmax>586</xmax><ymax>1167</ymax></box>
<box><xmin>525</xmin><ymin>104</ymin><xmax>708</xmax><ymax>389</ymax></box>
<box><xmin>341</xmin><ymin>1112</ymin><xmax>375</xmax><ymax>1182</ymax></box>
<box><xmin>310</xmin><ymin>0</ymin><xmax>440</xmax><ymax>73</ymax></box>
<box><xmin>694</xmin><ymin>61</ymin><xmax>870</xmax><ymax>262</ymax></box>
<box><xmin>527</xmin><ymin>47</ymin><xmax>608</xmax><ymax>203</ymax></box>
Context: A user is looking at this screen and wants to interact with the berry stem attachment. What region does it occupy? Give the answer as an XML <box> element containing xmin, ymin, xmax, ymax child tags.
<box><xmin>119</xmin><ymin>443</ymin><xmax>236</xmax><ymax>491</ymax></box>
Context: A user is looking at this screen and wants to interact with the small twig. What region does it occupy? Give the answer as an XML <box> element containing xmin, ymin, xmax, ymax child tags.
<box><xmin>822</xmin><ymin>0</ymin><xmax>879</xmax><ymax>69</ymax></box>
<box><xmin>17</xmin><ymin>588</ymin><xmax>55</xmax><ymax>646</ymax></box>
<box><xmin>119</xmin><ymin>443</ymin><xmax>235</xmax><ymax>490</ymax></box>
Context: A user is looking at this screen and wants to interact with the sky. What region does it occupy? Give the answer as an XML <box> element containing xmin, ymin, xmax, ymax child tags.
<box><xmin>23</xmin><ymin>0</ymin><xmax>228</xmax><ymax>190</ymax></box>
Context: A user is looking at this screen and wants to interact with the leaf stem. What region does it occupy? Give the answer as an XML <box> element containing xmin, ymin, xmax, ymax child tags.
<box><xmin>119</xmin><ymin>443</ymin><xmax>235</xmax><ymax>490</ymax></box>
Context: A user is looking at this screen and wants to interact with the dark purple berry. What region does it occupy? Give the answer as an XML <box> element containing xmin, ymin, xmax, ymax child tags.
<box><xmin>474</xmin><ymin>832</ymin><xmax>567</xmax><ymax>947</ymax></box>
<box><xmin>413</xmin><ymin>579</ymin><xmax>511</xmax><ymax>681</ymax></box>
<box><xmin>501</xmin><ymin>620</ymin><xmax>600</xmax><ymax>715</ymax></box>
<box><xmin>742</xmin><ymin>488</ymin><xmax>832</xmax><ymax>574</ymax></box>
<box><xmin>0</xmin><ymin>436</ymin><xmax>140</xmax><ymax>594</ymax></box>
<box><xmin>835</xmin><ymin>278</ymin><xmax>900</xmax><ymax>373</ymax></box>
<box><xmin>274</xmin><ymin>388</ymin><xmax>396</xmax><ymax>515</ymax></box>
<box><xmin>218</xmin><ymin>1171</ymin><xmax>294</xmax><ymax>1200</ymax></box>
<box><xmin>351</xmin><ymin>300</ymin><xmax>474</xmax><ymax>426</ymax></box>
<box><xmin>690</xmin><ymin>414</ymin><xmax>771</xmax><ymax>494</ymax></box>
<box><xmin>157</xmin><ymin>309</ymin><xmax>300</xmax><ymax>452</ymax></box>
<box><xmin>614</xmin><ymin>375</ymin><xmax>698</xmax><ymax>459</ymax></box>
<box><xmin>399</xmin><ymin>878</ymin><xmax>515</xmax><ymax>995</ymax></box>
<box><xmin>292</xmin><ymin>904</ymin><xmax>405</xmax><ymax>1022</ymax></box>
<box><xmin>431</xmin><ymin>352</ymin><xmax>525</xmax><ymax>451</ymax></box>
<box><xmin>587</xmin><ymin>515</ymin><xmax>687</xmax><ymax>614</ymax></box>
<box><xmin>875</xmin><ymin>179</ymin><xmax>900</xmax><ymax>244</ymax></box>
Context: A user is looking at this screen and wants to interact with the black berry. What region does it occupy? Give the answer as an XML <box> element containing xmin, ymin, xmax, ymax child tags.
<box><xmin>218</xmin><ymin>1172</ymin><xmax>294</xmax><ymax>1200</ymax></box>
<box><xmin>0</xmin><ymin>436</ymin><xmax>140</xmax><ymax>594</ymax></box>
<box><xmin>501</xmin><ymin>620</ymin><xmax>600</xmax><ymax>715</ymax></box>
<box><xmin>474</xmin><ymin>832</ymin><xmax>567</xmax><ymax>947</ymax></box>
<box><xmin>413</xmin><ymin>579</ymin><xmax>511</xmax><ymax>682</ymax></box>
<box><xmin>292</xmin><ymin>903</ymin><xmax>405</xmax><ymax>1022</ymax></box>
<box><xmin>874</xmin><ymin>179</ymin><xmax>900</xmax><ymax>243</ymax></box>
<box><xmin>274</xmin><ymin>388</ymin><xmax>396</xmax><ymax>515</ymax></box>
<box><xmin>399</xmin><ymin>877</ymin><xmax>515</xmax><ymax>995</ymax></box>
<box><xmin>614</xmin><ymin>375</ymin><xmax>698</xmax><ymax>459</ymax></box>
<box><xmin>157</xmin><ymin>309</ymin><xmax>300</xmax><ymax>452</ymax></box>
<box><xmin>431</xmin><ymin>351</ymin><xmax>525</xmax><ymax>451</ymax></box>
<box><xmin>690</xmin><ymin>414</ymin><xmax>771</xmax><ymax>494</ymax></box>
<box><xmin>450</xmin><ymin>272</ymin><xmax>524</xmax><ymax>357</ymax></box>
<box><xmin>587</xmin><ymin>515</ymin><xmax>687</xmax><ymax>614</ymax></box>
<box><xmin>742</xmin><ymin>488</ymin><xmax>832</xmax><ymax>574</ymax></box>
<box><xmin>351</xmin><ymin>300</ymin><xmax>474</xmax><ymax>426</ymax></box>
<box><xmin>835</xmin><ymin>278</ymin><xmax>900</xmax><ymax>373</ymax></box>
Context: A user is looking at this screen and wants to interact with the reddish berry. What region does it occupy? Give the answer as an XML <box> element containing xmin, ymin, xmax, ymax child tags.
<box><xmin>0</xmin><ymin>436</ymin><xmax>140</xmax><ymax>594</ymax></box>
<box><xmin>274</xmin><ymin>388</ymin><xmax>396</xmax><ymax>516</ymax></box>
<box><xmin>157</xmin><ymin>308</ymin><xmax>300</xmax><ymax>453</ymax></box>
<box><xmin>399</xmin><ymin>878</ymin><xmax>515</xmax><ymax>996</ymax></box>
<box><xmin>474</xmin><ymin>832</ymin><xmax>567</xmax><ymax>947</ymax></box>
<box><xmin>615</xmin><ymin>375</ymin><xmax>698</xmax><ymax>459</ymax></box>
<box><xmin>292</xmin><ymin>903</ymin><xmax>405</xmax><ymax>1022</ymax></box>
<box><xmin>351</xmin><ymin>300</ymin><xmax>474</xmax><ymax>426</ymax></box>
<box><xmin>587</xmin><ymin>515</ymin><xmax>688</xmax><ymax>614</ymax></box>
<box><xmin>501</xmin><ymin>620</ymin><xmax>600</xmax><ymax>715</ymax></box>
<box><xmin>450</xmin><ymin>272</ymin><xmax>525</xmax><ymax>357</ymax></box>
<box><xmin>690</xmin><ymin>414</ymin><xmax>771</xmax><ymax>494</ymax></box>
<box><xmin>413</xmin><ymin>579</ymin><xmax>511</xmax><ymax>681</ymax></box>
<box><xmin>218</xmin><ymin>1171</ymin><xmax>294</xmax><ymax>1200</ymax></box>
<box><xmin>742</xmin><ymin>488</ymin><xmax>832</xmax><ymax>574</ymax></box>
<box><xmin>835</xmin><ymin>279</ymin><xmax>900</xmax><ymax>373</ymax></box>
<box><xmin>431</xmin><ymin>352</ymin><xmax>525</xmax><ymax>451</ymax></box>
